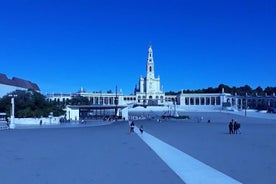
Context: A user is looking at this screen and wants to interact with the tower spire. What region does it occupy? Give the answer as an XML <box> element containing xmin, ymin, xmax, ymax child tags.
<box><xmin>146</xmin><ymin>45</ymin><xmax>154</xmax><ymax>79</ymax></box>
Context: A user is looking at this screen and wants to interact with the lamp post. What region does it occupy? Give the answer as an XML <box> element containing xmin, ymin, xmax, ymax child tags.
<box><xmin>245</xmin><ymin>92</ymin><xmax>247</xmax><ymax>117</ymax></box>
<box><xmin>115</xmin><ymin>85</ymin><xmax>118</xmax><ymax>118</ymax></box>
<box><xmin>8</xmin><ymin>94</ymin><xmax>17</xmax><ymax>129</ymax></box>
<box><xmin>173</xmin><ymin>98</ymin><xmax>179</xmax><ymax>117</ymax></box>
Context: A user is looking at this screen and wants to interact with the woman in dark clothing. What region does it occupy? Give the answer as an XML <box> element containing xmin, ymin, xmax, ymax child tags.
<box><xmin>229</xmin><ymin>121</ymin><xmax>233</xmax><ymax>134</ymax></box>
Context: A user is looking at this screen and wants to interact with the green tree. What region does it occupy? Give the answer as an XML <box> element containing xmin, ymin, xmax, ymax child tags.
<box><xmin>169</xmin><ymin>84</ymin><xmax>276</xmax><ymax>96</ymax></box>
<box><xmin>70</xmin><ymin>96</ymin><xmax>90</xmax><ymax>105</ymax></box>
<box><xmin>264</xmin><ymin>87</ymin><xmax>276</xmax><ymax>95</ymax></box>
<box><xmin>254</xmin><ymin>86</ymin><xmax>264</xmax><ymax>96</ymax></box>
<box><xmin>165</xmin><ymin>91</ymin><xmax>178</xmax><ymax>95</ymax></box>
<box><xmin>0</xmin><ymin>90</ymin><xmax>65</xmax><ymax>118</ymax></box>
<box><xmin>218</xmin><ymin>84</ymin><xmax>231</xmax><ymax>93</ymax></box>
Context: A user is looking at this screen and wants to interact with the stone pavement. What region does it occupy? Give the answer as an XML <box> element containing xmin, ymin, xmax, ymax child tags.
<box><xmin>0</xmin><ymin>112</ymin><xmax>276</xmax><ymax>183</ymax></box>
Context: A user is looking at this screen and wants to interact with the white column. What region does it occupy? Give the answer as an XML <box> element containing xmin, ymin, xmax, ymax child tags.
<box><xmin>10</xmin><ymin>97</ymin><xmax>16</xmax><ymax>129</ymax></box>
<box><xmin>199</xmin><ymin>97</ymin><xmax>202</xmax><ymax>105</ymax></box>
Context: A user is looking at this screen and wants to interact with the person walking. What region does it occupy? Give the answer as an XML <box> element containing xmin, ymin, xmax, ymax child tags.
<box><xmin>236</xmin><ymin>121</ymin><xmax>241</xmax><ymax>134</ymax></box>
<box><xmin>139</xmin><ymin>125</ymin><xmax>144</xmax><ymax>134</ymax></box>
<box><xmin>130</xmin><ymin>121</ymin><xmax>135</xmax><ymax>133</ymax></box>
<box><xmin>234</xmin><ymin>121</ymin><xmax>238</xmax><ymax>134</ymax></box>
<box><xmin>229</xmin><ymin>121</ymin><xmax>233</xmax><ymax>134</ymax></box>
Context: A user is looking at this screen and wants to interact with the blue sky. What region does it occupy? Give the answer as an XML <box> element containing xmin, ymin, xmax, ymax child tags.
<box><xmin>1</xmin><ymin>0</ymin><xmax>275</xmax><ymax>95</ymax></box>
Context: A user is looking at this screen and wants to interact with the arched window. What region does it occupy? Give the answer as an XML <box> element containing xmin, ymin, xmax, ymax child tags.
<box><xmin>138</xmin><ymin>96</ymin><xmax>141</xmax><ymax>103</ymax></box>
<box><xmin>190</xmin><ymin>98</ymin><xmax>194</xmax><ymax>105</ymax></box>
<box><xmin>185</xmin><ymin>98</ymin><xmax>189</xmax><ymax>105</ymax></box>
<box><xmin>211</xmin><ymin>97</ymin><xmax>215</xmax><ymax>105</ymax></box>
<box><xmin>231</xmin><ymin>98</ymin><xmax>235</xmax><ymax>105</ymax></box>
<box><xmin>104</xmin><ymin>97</ymin><xmax>108</xmax><ymax>104</ymax></box>
<box><xmin>216</xmin><ymin>97</ymin><xmax>221</xmax><ymax>105</ymax></box>
<box><xmin>160</xmin><ymin>96</ymin><xmax>164</xmax><ymax>103</ymax></box>
<box><xmin>200</xmin><ymin>97</ymin><xmax>205</xmax><ymax>105</ymax></box>
<box><xmin>195</xmin><ymin>98</ymin><xmax>200</xmax><ymax>105</ymax></box>
<box><xmin>206</xmin><ymin>98</ymin><xmax>210</xmax><ymax>105</ymax></box>
<box><xmin>149</xmin><ymin>66</ymin><xmax>152</xmax><ymax>72</ymax></box>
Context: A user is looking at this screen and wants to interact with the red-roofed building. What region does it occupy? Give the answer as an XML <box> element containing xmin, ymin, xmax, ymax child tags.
<box><xmin>0</xmin><ymin>73</ymin><xmax>40</xmax><ymax>97</ymax></box>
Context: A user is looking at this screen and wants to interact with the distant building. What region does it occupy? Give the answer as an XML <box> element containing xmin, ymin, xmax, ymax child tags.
<box><xmin>134</xmin><ymin>45</ymin><xmax>165</xmax><ymax>105</ymax></box>
<box><xmin>0</xmin><ymin>73</ymin><xmax>40</xmax><ymax>97</ymax></box>
<box><xmin>46</xmin><ymin>46</ymin><xmax>173</xmax><ymax>107</ymax></box>
<box><xmin>46</xmin><ymin>45</ymin><xmax>276</xmax><ymax>120</ymax></box>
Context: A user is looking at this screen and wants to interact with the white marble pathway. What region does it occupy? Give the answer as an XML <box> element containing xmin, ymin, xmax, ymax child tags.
<box><xmin>134</xmin><ymin>126</ymin><xmax>242</xmax><ymax>184</ymax></box>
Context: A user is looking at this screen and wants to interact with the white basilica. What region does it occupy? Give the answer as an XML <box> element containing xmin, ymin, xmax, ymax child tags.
<box><xmin>134</xmin><ymin>45</ymin><xmax>165</xmax><ymax>105</ymax></box>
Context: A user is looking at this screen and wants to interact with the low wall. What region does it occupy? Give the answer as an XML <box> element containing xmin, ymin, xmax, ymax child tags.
<box><xmin>14</xmin><ymin>117</ymin><xmax>61</xmax><ymax>125</ymax></box>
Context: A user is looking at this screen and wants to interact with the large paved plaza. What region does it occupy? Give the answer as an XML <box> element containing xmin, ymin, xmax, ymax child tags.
<box><xmin>0</xmin><ymin>112</ymin><xmax>276</xmax><ymax>184</ymax></box>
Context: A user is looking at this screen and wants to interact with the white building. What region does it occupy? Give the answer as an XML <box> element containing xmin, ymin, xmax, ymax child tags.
<box><xmin>134</xmin><ymin>45</ymin><xmax>165</xmax><ymax>105</ymax></box>
<box><xmin>46</xmin><ymin>45</ymin><xmax>166</xmax><ymax>107</ymax></box>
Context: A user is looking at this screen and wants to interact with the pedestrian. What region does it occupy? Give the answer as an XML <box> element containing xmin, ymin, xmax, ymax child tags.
<box><xmin>236</xmin><ymin>122</ymin><xmax>241</xmax><ymax>134</ymax></box>
<box><xmin>139</xmin><ymin>125</ymin><xmax>144</xmax><ymax>134</ymax></box>
<box><xmin>229</xmin><ymin>121</ymin><xmax>233</xmax><ymax>134</ymax></box>
<box><xmin>130</xmin><ymin>121</ymin><xmax>135</xmax><ymax>133</ymax></box>
<box><xmin>40</xmin><ymin>120</ymin><xmax>42</xmax><ymax>126</ymax></box>
<box><xmin>234</xmin><ymin>121</ymin><xmax>238</xmax><ymax>134</ymax></box>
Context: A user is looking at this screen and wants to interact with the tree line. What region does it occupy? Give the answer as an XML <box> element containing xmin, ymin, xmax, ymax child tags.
<box><xmin>165</xmin><ymin>84</ymin><xmax>276</xmax><ymax>96</ymax></box>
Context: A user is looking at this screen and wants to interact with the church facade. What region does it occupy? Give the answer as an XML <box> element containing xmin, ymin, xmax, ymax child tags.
<box><xmin>134</xmin><ymin>45</ymin><xmax>165</xmax><ymax>105</ymax></box>
<box><xmin>46</xmin><ymin>45</ymin><xmax>170</xmax><ymax>107</ymax></box>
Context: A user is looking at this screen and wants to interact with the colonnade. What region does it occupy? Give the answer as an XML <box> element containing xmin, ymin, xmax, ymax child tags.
<box><xmin>227</xmin><ymin>96</ymin><xmax>276</xmax><ymax>110</ymax></box>
<box><xmin>88</xmin><ymin>96</ymin><xmax>115</xmax><ymax>105</ymax></box>
<box><xmin>181</xmin><ymin>96</ymin><xmax>221</xmax><ymax>106</ymax></box>
<box><xmin>46</xmin><ymin>92</ymin><xmax>276</xmax><ymax>112</ymax></box>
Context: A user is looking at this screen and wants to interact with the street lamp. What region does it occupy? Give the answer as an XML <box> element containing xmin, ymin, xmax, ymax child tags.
<box><xmin>8</xmin><ymin>94</ymin><xmax>17</xmax><ymax>129</ymax></box>
<box><xmin>115</xmin><ymin>85</ymin><xmax>118</xmax><ymax>118</ymax></box>
<box><xmin>245</xmin><ymin>92</ymin><xmax>247</xmax><ymax>117</ymax></box>
<box><xmin>173</xmin><ymin>98</ymin><xmax>179</xmax><ymax>117</ymax></box>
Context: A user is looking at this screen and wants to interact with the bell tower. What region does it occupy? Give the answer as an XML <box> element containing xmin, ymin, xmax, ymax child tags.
<box><xmin>146</xmin><ymin>45</ymin><xmax>155</xmax><ymax>79</ymax></box>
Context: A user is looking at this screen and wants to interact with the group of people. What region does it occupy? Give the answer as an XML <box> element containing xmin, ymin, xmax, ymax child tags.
<box><xmin>129</xmin><ymin>121</ymin><xmax>143</xmax><ymax>134</ymax></box>
<box><xmin>228</xmin><ymin>119</ymin><xmax>241</xmax><ymax>134</ymax></box>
